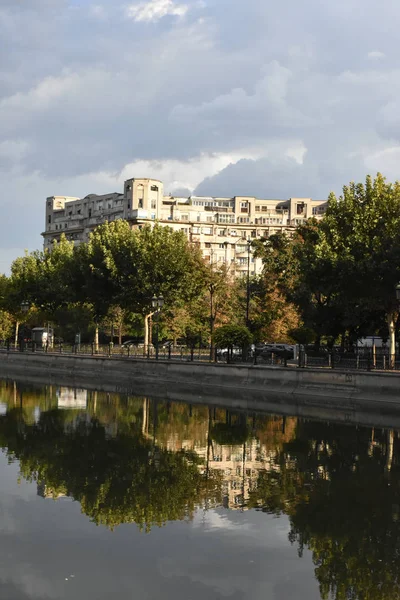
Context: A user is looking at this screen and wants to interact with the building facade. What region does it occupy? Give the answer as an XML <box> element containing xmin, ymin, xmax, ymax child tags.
<box><xmin>43</xmin><ymin>177</ymin><xmax>328</xmax><ymax>277</ymax></box>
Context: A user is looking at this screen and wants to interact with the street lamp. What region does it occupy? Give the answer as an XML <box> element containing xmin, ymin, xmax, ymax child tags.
<box><xmin>151</xmin><ymin>295</ymin><xmax>164</xmax><ymax>360</ymax></box>
<box><xmin>20</xmin><ymin>301</ymin><xmax>30</xmax><ymax>352</ymax></box>
<box><xmin>246</xmin><ymin>239</ymin><xmax>252</xmax><ymax>328</ymax></box>
<box><xmin>21</xmin><ymin>301</ymin><xmax>29</xmax><ymax>313</ymax></box>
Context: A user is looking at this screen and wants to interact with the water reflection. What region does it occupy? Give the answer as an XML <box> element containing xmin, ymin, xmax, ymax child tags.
<box><xmin>0</xmin><ymin>380</ymin><xmax>399</xmax><ymax>599</ymax></box>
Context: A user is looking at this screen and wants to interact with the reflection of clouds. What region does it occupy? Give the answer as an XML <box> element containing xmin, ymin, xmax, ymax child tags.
<box><xmin>192</xmin><ymin>509</ymin><xmax>250</xmax><ymax>531</ymax></box>
<box><xmin>0</xmin><ymin>567</ymin><xmax>57</xmax><ymax>599</ymax></box>
<box><xmin>158</xmin><ymin>510</ymin><xmax>319</xmax><ymax>600</ymax></box>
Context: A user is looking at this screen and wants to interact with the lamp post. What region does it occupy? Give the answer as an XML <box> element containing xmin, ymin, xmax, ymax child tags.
<box><xmin>151</xmin><ymin>295</ymin><xmax>164</xmax><ymax>360</ymax></box>
<box><xmin>20</xmin><ymin>301</ymin><xmax>30</xmax><ymax>352</ymax></box>
<box><xmin>246</xmin><ymin>239</ymin><xmax>252</xmax><ymax>328</ymax></box>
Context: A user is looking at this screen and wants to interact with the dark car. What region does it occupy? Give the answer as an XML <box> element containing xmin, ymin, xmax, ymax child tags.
<box><xmin>258</xmin><ymin>344</ymin><xmax>294</xmax><ymax>359</ymax></box>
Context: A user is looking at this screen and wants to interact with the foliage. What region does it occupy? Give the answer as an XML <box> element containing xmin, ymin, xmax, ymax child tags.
<box><xmin>8</xmin><ymin>237</ymin><xmax>76</xmax><ymax>318</ymax></box>
<box><xmin>256</xmin><ymin>174</ymin><xmax>400</xmax><ymax>350</ymax></box>
<box><xmin>213</xmin><ymin>324</ymin><xmax>252</xmax><ymax>349</ymax></box>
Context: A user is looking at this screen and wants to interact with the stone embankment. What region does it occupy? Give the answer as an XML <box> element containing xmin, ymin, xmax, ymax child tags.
<box><xmin>1</xmin><ymin>350</ymin><xmax>400</xmax><ymax>428</ymax></box>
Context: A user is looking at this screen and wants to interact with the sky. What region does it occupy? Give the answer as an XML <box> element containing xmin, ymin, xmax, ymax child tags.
<box><xmin>1</xmin><ymin>0</ymin><xmax>400</xmax><ymax>272</ymax></box>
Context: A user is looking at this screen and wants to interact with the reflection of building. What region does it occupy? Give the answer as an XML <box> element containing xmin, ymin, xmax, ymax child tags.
<box><xmin>43</xmin><ymin>177</ymin><xmax>328</xmax><ymax>277</ymax></box>
<box><xmin>206</xmin><ymin>439</ymin><xmax>282</xmax><ymax>509</ymax></box>
<box><xmin>56</xmin><ymin>388</ymin><xmax>87</xmax><ymax>410</ymax></box>
<box><xmin>142</xmin><ymin>400</ymin><xmax>296</xmax><ymax>510</ymax></box>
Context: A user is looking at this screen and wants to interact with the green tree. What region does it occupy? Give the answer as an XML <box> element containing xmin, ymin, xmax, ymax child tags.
<box><xmin>77</xmin><ymin>221</ymin><xmax>207</xmax><ymax>350</ymax></box>
<box><xmin>213</xmin><ymin>324</ymin><xmax>252</xmax><ymax>361</ymax></box>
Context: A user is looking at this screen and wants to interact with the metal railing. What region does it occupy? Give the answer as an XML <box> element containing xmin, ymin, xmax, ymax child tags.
<box><xmin>1</xmin><ymin>342</ymin><xmax>400</xmax><ymax>371</ymax></box>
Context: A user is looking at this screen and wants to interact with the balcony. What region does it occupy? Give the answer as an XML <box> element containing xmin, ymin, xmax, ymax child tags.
<box><xmin>204</xmin><ymin>206</ymin><xmax>229</xmax><ymax>213</ymax></box>
<box><xmin>130</xmin><ymin>209</ymin><xmax>149</xmax><ymax>220</ymax></box>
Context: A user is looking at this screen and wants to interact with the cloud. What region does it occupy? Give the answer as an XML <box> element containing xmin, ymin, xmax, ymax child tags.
<box><xmin>3</xmin><ymin>0</ymin><xmax>400</xmax><ymax>271</ymax></box>
<box><xmin>367</xmin><ymin>50</ymin><xmax>385</xmax><ymax>59</ymax></box>
<box><xmin>126</xmin><ymin>0</ymin><xmax>188</xmax><ymax>22</ymax></box>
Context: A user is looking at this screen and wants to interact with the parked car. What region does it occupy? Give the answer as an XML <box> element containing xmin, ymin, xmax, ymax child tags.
<box><xmin>216</xmin><ymin>347</ymin><xmax>243</xmax><ymax>359</ymax></box>
<box><xmin>122</xmin><ymin>340</ymin><xmax>136</xmax><ymax>347</ymax></box>
<box><xmin>257</xmin><ymin>344</ymin><xmax>294</xmax><ymax>359</ymax></box>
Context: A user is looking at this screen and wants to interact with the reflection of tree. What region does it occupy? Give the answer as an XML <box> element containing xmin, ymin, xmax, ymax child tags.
<box><xmin>249</xmin><ymin>420</ymin><xmax>400</xmax><ymax>600</ymax></box>
<box><xmin>0</xmin><ymin>408</ymin><xmax>222</xmax><ymax>532</ymax></box>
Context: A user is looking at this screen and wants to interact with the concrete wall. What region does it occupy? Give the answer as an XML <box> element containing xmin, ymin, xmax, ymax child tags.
<box><xmin>1</xmin><ymin>350</ymin><xmax>400</xmax><ymax>428</ymax></box>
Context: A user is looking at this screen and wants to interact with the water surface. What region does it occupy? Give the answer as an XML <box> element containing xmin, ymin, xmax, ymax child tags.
<box><xmin>0</xmin><ymin>380</ymin><xmax>398</xmax><ymax>600</ymax></box>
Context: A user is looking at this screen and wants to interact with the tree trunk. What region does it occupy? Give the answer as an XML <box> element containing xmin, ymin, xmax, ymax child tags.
<box><xmin>94</xmin><ymin>324</ymin><xmax>99</xmax><ymax>353</ymax></box>
<box><xmin>14</xmin><ymin>321</ymin><xmax>19</xmax><ymax>348</ymax></box>
<box><xmin>118</xmin><ymin>325</ymin><xmax>122</xmax><ymax>346</ymax></box>
<box><xmin>144</xmin><ymin>313</ymin><xmax>154</xmax><ymax>356</ymax></box>
<box><xmin>387</xmin><ymin>311</ymin><xmax>396</xmax><ymax>368</ymax></box>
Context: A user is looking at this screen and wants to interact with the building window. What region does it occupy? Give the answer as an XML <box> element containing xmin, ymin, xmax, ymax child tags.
<box><xmin>48</xmin><ymin>215</ymin><xmax>51</xmax><ymax>224</ymax></box>
<box><xmin>181</xmin><ymin>214</ymin><xmax>188</xmax><ymax>221</ymax></box>
<box><xmin>89</xmin><ymin>209</ymin><xmax>92</xmax><ymax>218</ymax></box>
<box><xmin>240</xmin><ymin>202</ymin><xmax>248</xmax><ymax>213</ymax></box>
<box><xmin>255</xmin><ymin>206</ymin><xmax>260</xmax><ymax>212</ymax></box>
<box><xmin>297</xmin><ymin>203</ymin><xmax>304</xmax><ymax>214</ymax></box>
<box><xmin>219</xmin><ymin>243</ymin><xmax>225</xmax><ymax>249</ymax></box>
<box><xmin>205</xmin><ymin>242</ymin><xmax>211</xmax><ymax>248</ymax></box>
<box><xmin>151</xmin><ymin>185</ymin><xmax>159</xmax><ymax>192</ymax></box>
<box><xmin>138</xmin><ymin>199</ymin><xmax>143</xmax><ymax>208</ymax></box>
<box><xmin>64</xmin><ymin>223</ymin><xmax>67</xmax><ymax>229</ymax></box>
<box><xmin>151</xmin><ymin>200</ymin><xmax>156</xmax><ymax>209</ymax></box>
<box><xmin>262</xmin><ymin>206</ymin><xmax>268</xmax><ymax>212</ymax></box>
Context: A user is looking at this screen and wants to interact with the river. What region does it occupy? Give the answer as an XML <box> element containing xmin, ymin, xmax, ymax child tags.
<box><xmin>0</xmin><ymin>379</ymin><xmax>397</xmax><ymax>600</ymax></box>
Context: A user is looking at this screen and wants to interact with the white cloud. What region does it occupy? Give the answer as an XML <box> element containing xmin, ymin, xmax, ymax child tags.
<box><xmin>367</xmin><ymin>50</ymin><xmax>385</xmax><ymax>59</ymax></box>
<box><xmin>126</xmin><ymin>0</ymin><xmax>188</xmax><ymax>22</ymax></box>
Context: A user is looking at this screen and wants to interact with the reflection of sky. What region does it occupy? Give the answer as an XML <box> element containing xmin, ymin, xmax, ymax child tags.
<box><xmin>0</xmin><ymin>452</ymin><xmax>321</xmax><ymax>600</ymax></box>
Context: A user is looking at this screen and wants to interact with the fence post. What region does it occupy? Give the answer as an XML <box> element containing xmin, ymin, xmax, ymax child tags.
<box><xmin>45</xmin><ymin>341</ymin><xmax>49</xmax><ymax>353</ymax></box>
<box><xmin>328</xmin><ymin>353</ymin><xmax>331</xmax><ymax>368</ymax></box>
<box><xmin>91</xmin><ymin>342</ymin><xmax>94</xmax><ymax>356</ymax></box>
<box><xmin>383</xmin><ymin>355</ymin><xmax>386</xmax><ymax>370</ymax></box>
<box><xmin>356</xmin><ymin>354</ymin><xmax>359</xmax><ymax>369</ymax></box>
<box><xmin>168</xmin><ymin>345</ymin><xmax>171</xmax><ymax>360</ymax></box>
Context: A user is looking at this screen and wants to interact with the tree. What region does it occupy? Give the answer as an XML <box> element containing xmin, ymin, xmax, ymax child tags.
<box><xmin>74</xmin><ymin>221</ymin><xmax>207</xmax><ymax>351</ymax></box>
<box><xmin>213</xmin><ymin>324</ymin><xmax>252</xmax><ymax>361</ymax></box>
<box><xmin>256</xmin><ymin>175</ymin><xmax>400</xmax><ymax>358</ymax></box>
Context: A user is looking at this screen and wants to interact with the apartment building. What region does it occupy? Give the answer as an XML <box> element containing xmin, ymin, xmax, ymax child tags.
<box><xmin>43</xmin><ymin>177</ymin><xmax>328</xmax><ymax>277</ymax></box>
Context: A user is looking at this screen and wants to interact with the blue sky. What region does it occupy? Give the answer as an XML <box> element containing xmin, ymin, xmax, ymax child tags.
<box><xmin>1</xmin><ymin>0</ymin><xmax>400</xmax><ymax>271</ymax></box>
